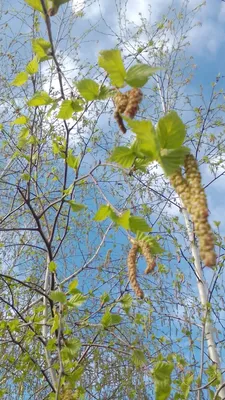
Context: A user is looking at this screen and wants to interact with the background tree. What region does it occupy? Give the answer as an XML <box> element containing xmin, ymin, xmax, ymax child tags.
<box><xmin>0</xmin><ymin>0</ymin><xmax>225</xmax><ymax>399</ymax></box>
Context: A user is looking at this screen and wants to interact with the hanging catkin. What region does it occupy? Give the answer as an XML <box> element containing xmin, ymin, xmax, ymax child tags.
<box><xmin>170</xmin><ymin>154</ymin><xmax>216</xmax><ymax>268</ymax></box>
<box><xmin>127</xmin><ymin>242</ymin><xmax>144</xmax><ymax>298</ymax></box>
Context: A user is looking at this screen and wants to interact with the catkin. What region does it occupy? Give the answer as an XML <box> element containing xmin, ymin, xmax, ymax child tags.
<box><xmin>184</xmin><ymin>154</ymin><xmax>216</xmax><ymax>267</ymax></box>
<box><xmin>170</xmin><ymin>154</ymin><xmax>216</xmax><ymax>268</ymax></box>
<box><xmin>61</xmin><ymin>388</ymin><xmax>74</xmax><ymax>400</ymax></box>
<box><xmin>127</xmin><ymin>242</ymin><xmax>144</xmax><ymax>298</ymax></box>
<box><xmin>138</xmin><ymin>241</ymin><xmax>156</xmax><ymax>274</ymax></box>
<box><xmin>124</xmin><ymin>88</ymin><xmax>143</xmax><ymax>119</ymax></box>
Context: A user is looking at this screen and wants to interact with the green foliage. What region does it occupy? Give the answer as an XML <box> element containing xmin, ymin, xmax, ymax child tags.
<box><xmin>27</xmin><ymin>91</ymin><xmax>54</xmax><ymax>106</ymax></box>
<box><xmin>153</xmin><ymin>361</ymin><xmax>174</xmax><ymax>400</ymax></box>
<box><xmin>10</xmin><ymin>116</ymin><xmax>28</xmax><ymax>125</ymax></box>
<box><xmin>125</xmin><ymin>64</ymin><xmax>160</xmax><ymax>87</ymax></box>
<box><xmin>101</xmin><ymin>309</ymin><xmax>122</xmax><ymax>327</ymax></box>
<box><xmin>48</xmin><ymin>261</ymin><xmax>57</xmax><ymax>272</ymax></box>
<box><xmin>131</xmin><ymin>349</ymin><xmax>147</xmax><ymax>367</ymax></box>
<box><xmin>98</xmin><ymin>49</ymin><xmax>126</xmax><ymax>87</ymax></box>
<box><xmin>76</xmin><ymin>79</ymin><xmax>100</xmax><ymax>101</ymax></box>
<box><xmin>32</xmin><ymin>38</ymin><xmax>52</xmax><ymax>61</ymax></box>
<box><xmin>49</xmin><ymin>290</ymin><xmax>67</xmax><ymax>304</ymax></box>
<box><xmin>157</xmin><ymin>111</ymin><xmax>186</xmax><ymax>149</ymax></box>
<box><xmin>159</xmin><ymin>146</ymin><xmax>190</xmax><ymax>176</ymax></box>
<box><xmin>66</xmin><ymin>201</ymin><xmax>86</xmax><ymax>212</ymax></box>
<box><xmin>11</xmin><ymin>72</ymin><xmax>28</xmax><ymax>86</ymax></box>
<box><xmin>26</xmin><ymin>56</ymin><xmax>39</xmax><ymax>75</ymax></box>
<box><xmin>57</xmin><ymin>99</ymin><xmax>83</xmax><ymax>119</ymax></box>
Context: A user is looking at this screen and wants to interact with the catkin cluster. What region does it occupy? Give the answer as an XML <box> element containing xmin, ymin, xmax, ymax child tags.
<box><xmin>61</xmin><ymin>388</ymin><xmax>75</xmax><ymax>400</ymax></box>
<box><xmin>127</xmin><ymin>240</ymin><xmax>156</xmax><ymax>298</ymax></box>
<box><xmin>114</xmin><ymin>88</ymin><xmax>143</xmax><ymax>133</ymax></box>
<box><xmin>170</xmin><ymin>154</ymin><xmax>216</xmax><ymax>267</ymax></box>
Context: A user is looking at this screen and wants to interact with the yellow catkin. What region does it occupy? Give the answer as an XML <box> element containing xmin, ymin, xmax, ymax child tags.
<box><xmin>184</xmin><ymin>154</ymin><xmax>216</xmax><ymax>267</ymax></box>
<box><xmin>170</xmin><ymin>156</ymin><xmax>216</xmax><ymax>268</ymax></box>
<box><xmin>124</xmin><ymin>88</ymin><xmax>143</xmax><ymax>119</ymax></box>
<box><xmin>61</xmin><ymin>389</ymin><xmax>72</xmax><ymax>400</ymax></box>
<box><xmin>113</xmin><ymin>92</ymin><xmax>129</xmax><ymax>133</ymax></box>
<box><xmin>127</xmin><ymin>242</ymin><xmax>144</xmax><ymax>298</ymax></box>
<box><xmin>138</xmin><ymin>241</ymin><xmax>156</xmax><ymax>274</ymax></box>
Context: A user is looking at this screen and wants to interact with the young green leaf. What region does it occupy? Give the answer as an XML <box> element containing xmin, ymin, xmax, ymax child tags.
<box><xmin>125</xmin><ymin>64</ymin><xmax>160</xmax><ymax>88</ymax></box>
<box><xmin>68</xmin><ymin>279</ymin><xmax>79</xmax><ymax>294</ymax></box>
<box><xmin>51</xmin><ymin>313</ymin><xmax>59</xmax><ymax>334</ymax></box>
<box><xmin>115</xmin><ymin>210</ymin><xmax>131</xmax><ymax>229</ymax></box>
<box><xmin>159</xmin><ymin>146</ymin><xmax>190</xmax><ymax>176</ymax></box>
<box><xmin>57</xmin><ymin>99</ymin><xmax>83</xmax><ymax>119</ymax></box>
<box><xmin>157</xmin><ymin>111</ymin><xmax>186</xmax><ymax>149</ymax></box>
<box><xmin>98</xmin><ymin>49</ymin><xmax>126</xmax><ymax>87</ymax></box>
<box><xmin>124</xmin><ymin>118</ymin><xmax>159</xmax><ymax>160</ymax></box>
<box><xmin>93</xmin><ymin>205</ymin><xmax>112</xmax><ymax>221</ymax></box>
<box><xmin>48</xmin><ymin>261</ymin><xmax>57</xmax><ymax>272</ymax></box>
<box><xmin>66</xmin><ymin>153</ymin><xmax>80</xmax><ymax>169</ymax></box>
<box><xmin>76</xmin><ymin>79</ymin><xmax>99</xmax><ymax>101</ymax></box>
<box><xmin>129</xmin><ymin>216</ymin><xmax>151</xmax><ymax>233</ymax></box>
<box><xmin>49</xmin><ymin>291</ymin><xmax>67</xmax><ymax>304</ymax></box>
<box><xmin>32</xmin><ymin>38</ymin><xmax>51</xmax><ymax>62</ymax></box>
<box><xmin>24</xmin><ymin>0</ymin><xmax>43</xmax><ymax>13</ymax></box>
<box><xmin>11</xmin><ymin>72</ymin><xmax>28</xmax><ymax>87</ymax></box>
<box><xmin>26</xmin><ymin>56</ymin><xmax>39</xmax><ymax>75</ymax></box>
<box><xmin>67</xmin><ymin>200</ymin><xmax>86</xmax><ymax>212</ymax></box>
<box><xmin>10</xmin><ymin>116</ymin><xmax>28</xmax><ymax>125</ymax></box>
<box><xmin>68</xmin><ymin>293</ymin><xmax>86</xmax><ymax>308</ymax></box>
<box><xmin>131</xmin><ymin>349</ymin><xmax>147</xmax><ymax>367</ymax></box>
<box><xmin>110</xmin><ymin>146</ymin><xmax>136</xmax><ymax>168</ymax></box>
<box><xmin>27</xmin><ymin>91</ymin><xmax>54</xmax><ymax>106</ymax></box>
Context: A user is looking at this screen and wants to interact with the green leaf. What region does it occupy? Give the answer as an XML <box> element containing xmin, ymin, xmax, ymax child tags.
<box><xmin>32</xmin><ymin>38</ymin><xmax>51</xmax><ymax>62</ymax></box>
<box><xmin>157</xmin><ymin>111</ymin><xmax>186</xmax><ymax>149</ymax></box>
<box><xmin>115</xmin><ymin>210</ymin><xmax>131</xmax><ymax>229</ymax></box>
<box><xmin>67</xmin><ymin>367</ymin><xmax>84</xmax><ymax>386</ymax></box>
<box><xmin>49</xmin><ymin>291</ymin><xmax>67</xmax><ymax>304</ymax></box>
<box><xmin>98</xmin><ymin>85</ymin><xmax>113</xmax><ymax>100</ymax></box>
<box><xmin>129</xmin><ymin>216</ymin><xmax>151</xmax><ymax>233</ymax></box>
<box><xmin>21</xmin><ymin>173</ymin><xmax>30</xmax><ymax>181</ymax></box>
<box><xmin>98</xmin><ymin>49</ymin><xmax>126</xmax><ymax>87</ymax></box>
<box><xmin>68</xmin><ymin>280</ymin><xmax>78</xmax><ymax>294</ymax></box>
<box><xmin>110</xmin><ymin>146</ymin><xmax>136</xmax><ymax>168</ymax></box>
<box><xmin>67</xmin><ymin>201</ymin><xmax>86</xmax><ymax>212</ymax></box>
<box><xmin>48</xmin><ymin>261</ymin><xmax>57</xmax><ymax>272</ymax></box>
<box><xmin>101</xmin><ymin>310</ymin><xmax>112</xmax><ymax>328</ymax></box>
<box><xmin>51</xmin><ymin>313</ymin><xmax>59</xmax><ymax>334</ymax></box>
<box><xmin>153</xmin><ymin>361</ymin><xmax>174</xmax><ymax>400</ymax></box>
<box><xmin>66</xmin><ymin>152</ymin><xmax>80</xmax><ymax>169</ymax></box>
<box><xmin>180</xmin><ymin>373</ymin><xmax>194</xmax><ymax>399</ymax></box>
<box><xmin>17</xmin><ymin>128</ymin><xmax>29</xmax><ymax>148</ymax></box>
<box><xmin>26</xmin><ymin>56</ymin><xmax>39</xmax><ymax>75</ymax></box>
<box><xmin>68</xmin><ymin>293</ymin><xmax>86</xmax><ymax>307</ymax></box>
<box><xmin>110</xmin><ymin>314</ymin><xmax>122</xmax><ymax>325</ymax></box>
<box><xmin>57</xmin><ymin>99</ymin><xmax>83</xmax><ymax>119</ymax></box>
<box><xmin>131</xmin><ymin>349</ymin><xmax>147</xmax><ymax>367</ymax></box>
<box><xmin>153</xmin><ymin>361</ymin><xmax>174</xmax><ymax>380</ymax></box>
<box><xmin>27</xmin><ymin>91</ymin><xmax>54</xmax><ymax>106</ymax></box>
<box><xmin>160</xmin><ymin>146</ymin><xmax>190</xmax><ymax>176</ymax></box>
<box><xmin>155</xmin><ymin>379</ymin><xmax>172</xmax><ymax>400</ymax></box>
<box><xmin>24</xmin><ymin>0</ymin><xmax>43</xmax><ymax>12</ymax></box>
<box><xmin>120</xmin><ymin>293</ymin><xmax>133</xmax><ymax>312</ymax></box>
<box><xmin>64</xmin><ymin>338</ymin><xmax>81</xmax><ymax>355</ymax></box>
<box><xmin>125</xmin><ymin>64</ymin><xmax>160</xmax><ymax>88</ymax></box>
<box><xmin>11</xmin><ymin>72</ymin><xmax>28</xmax><ymax>87</ymax></box>
<box><xmin>11</xmin><ymin>116</ymin><xmax>28</xmax><ymax>125</ymax></box>
<box><xmin>125</xmin><ymin>118</ymin><xmax>159</xmax><ymax>160</ymax></box>
<box><xmin>100</xmin><ymin>292</ymin><xmax>110</xmax><ymax>304</ymax></box>
<box><xmin>93</xmin><ymin>205</ymin><xmax>112</xmax><ymax>221</ymax></box>
<box><xmin>76</xmin><ymin>79</ymin><xmax>99</xmax><ymax>101</ymax></box>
